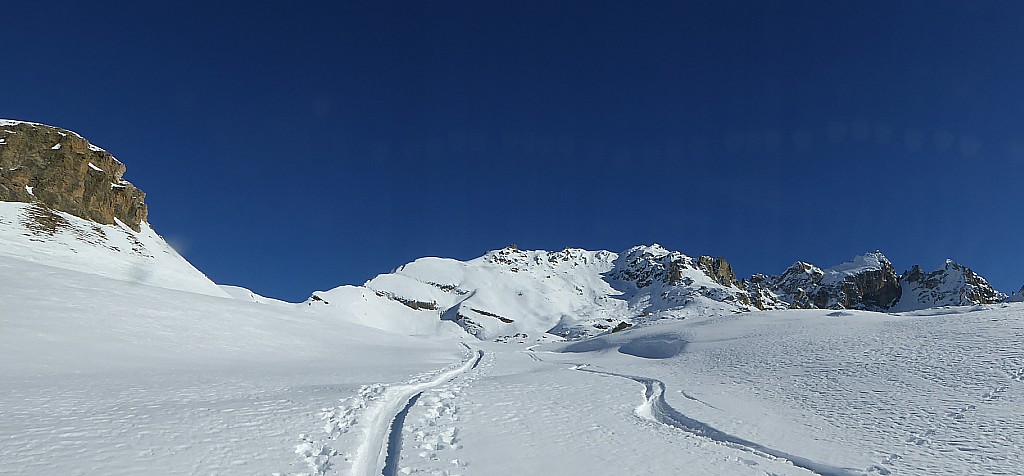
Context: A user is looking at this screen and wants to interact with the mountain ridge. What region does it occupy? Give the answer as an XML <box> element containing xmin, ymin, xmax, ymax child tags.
<box><xmin>1</xmin><ymin>119</ymin><xmax>1017</xmax><ymax>340</ymax></box>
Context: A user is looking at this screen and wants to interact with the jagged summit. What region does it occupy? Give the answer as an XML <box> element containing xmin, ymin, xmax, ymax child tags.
<box><xmin>297</xmin><ymin>244</ymin><xmax>1019</xmax><ymax>341</ymax></box>
<box><xmin>764</xmin><ymin>252</ymin><xmax>1007</xmax><ymax>313</ymax></box>
<box><xmin>2</xmin><ymin>121</ymin><xmax>1018</xmax><ymax>339</ymax></box>
<box><xmin>891</xmin><ymin>259</ymin><xmax>1007</xmax><ymax>311</ymax></box>
<box><xmin>766</xmin><ymin>251</ymin><xmax>900</xmax><ymax>311</ymax></box>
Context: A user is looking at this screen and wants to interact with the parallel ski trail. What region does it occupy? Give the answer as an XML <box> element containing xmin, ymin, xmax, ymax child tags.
<box><xmin>350</xmin><ymin>349</ymin><xmax>483</xmax><ymax>476</ymax></box>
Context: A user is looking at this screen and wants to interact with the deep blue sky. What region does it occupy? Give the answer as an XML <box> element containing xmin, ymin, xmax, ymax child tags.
<box><xmin>3</xmin><ymin>1</ymin><xmax>1024</xmax><ymax>301</ymax></box>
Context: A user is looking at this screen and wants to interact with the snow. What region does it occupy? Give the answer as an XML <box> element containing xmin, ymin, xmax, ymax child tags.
<box><xmin>220</xmin><ymin>284</ymin><xmax>293</xmax><ymax>306</ymax></box>
<box><xmin>0</xmin><ymin>253</ymin><xmax>469</xmax><ymax>475</ymax></box>
<box><xmin>0</xmin><ymin>118</ymin><xmax>109</xmax><ymax>152</ymax></box>
<box><xmin>88</xmin><ymin>162</ymin><xmax>103</xmax><ymax>171</ymax></box>
<box><xmin>0</xmin><ymin>201</ymin><xmax>228</xmax><ymax>297</ymax></box>
<box><xmin>2</xmin><ymin>211</ymin><xmax>1023</xmax><ymax>475</ymax></box>
<box><xmin>820</xmin><ymin>251</ymin><xmax>888</xmax><ymax>285</ymax></box>
<box><xmin>51</xmin><ymin>142</ymin><xmax>61</xmax><ymax>149</ymax></box>
<box><xmin>349</xmin><ymin>245</ymin><xmax>760</xmax><ymax>341</ymax></box>
<box><xmin>23</xmin><ymin>185</ymin><xmax>33</xmax><ymax>195</ymax></box>
<box><xmin>0</xmin><ymin>119</ymin><xmax>38</xmax><ymax>127</ymax></box>
<box><xmin>356</xmin><ymin>248</ymin><xmax>629</xmax><ymax>339</ymax></box>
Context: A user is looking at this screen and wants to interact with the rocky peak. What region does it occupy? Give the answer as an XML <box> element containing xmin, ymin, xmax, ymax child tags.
<box><xmin>481</xmin><ymin>246</ymin><xmax>614</xmax><ymax>272</ymax></box>
<box><xmin>768</xmin><ymin>261</ymin><xmax>824</xmax><ymax>308</ymax></box>
<box><xmin>483</xmin><ymin>245</ymin><xmax>529</xmax><ymax>267</ymax></box>
<box><xmin>741</xmin><ymin>274</ymin><xmax>787</xmax><ymax>310</ymax></box>
<box><xmin>697</xmin><ymin>255</ymin><xmax>739</xmax><ymax>288</ymax></box>
<box><xmin>612</xmin><ymin>244</ymin><xmax>742</xmax><ymax>290</ymax></box>
<box><xmin>767</xmin><ymin>252</ymin><xmax>901</xmax><ymax>311</ymax></box>
<box><xmin>0</xmin><ymin>120</ymin><xmax>147</xmax><ymax>231</ymax></box>
<box><xmin>892</xmin><ymin>259</ymin><xmax>1007</xmax><ymax>311</ymax></box>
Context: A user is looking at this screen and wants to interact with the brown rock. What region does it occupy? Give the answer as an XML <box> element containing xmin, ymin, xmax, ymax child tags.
<box><xmin>0</xmin><ymin>121</ymin><xmax>147</xmax><ymax>231</ymax></box>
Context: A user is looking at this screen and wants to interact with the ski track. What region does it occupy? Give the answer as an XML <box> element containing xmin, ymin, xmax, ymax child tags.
<box><xmin>382</xmin><ymin>393</ymin><xmax>420</xmax><ymax>476</ymax></box>
<box><xmin>527</xmin><ymin>350</ymin><xmax>862</xmax><ymax>476</ymax></box>
<box><xmin>574</xmin><ymin>365</ymin><xmax>863</xmax><ymax>476</ymax></box>
<box><xmin>348</xmin><ymin>348</ymin><xmax>483</xmax><ymax>476</ymax></box>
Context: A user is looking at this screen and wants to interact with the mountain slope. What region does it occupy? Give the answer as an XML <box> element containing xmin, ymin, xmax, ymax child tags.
<box><xmin>0</xmin><ymin>119</ymin><xmax>227</xmax><ymax>297</ymax></box>
<box><xmin>309</xmin><ymin>245</ymin><xmax>784</xmax><ymax>341</ymax></box>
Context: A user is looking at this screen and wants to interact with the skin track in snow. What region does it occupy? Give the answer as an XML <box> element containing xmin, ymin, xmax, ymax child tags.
<box><xmin>349</xmin><ymin>349</ymin><xmax>483</xmax><ymax>476</ymax></box>
<box><xmin>383</xmin><ymin>393</ymin><xmax>421</xmax><ymax>476</ymax></box>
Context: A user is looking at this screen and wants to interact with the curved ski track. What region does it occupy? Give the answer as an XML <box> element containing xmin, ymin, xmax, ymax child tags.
<box><xmin>527</xmin><ymin>350</ymin><xmax>863</xmax><ymax>476</ymax></box>
<box><xmin>350</xmin><ymin>348</ymin><xmax>483</xmax><ymax>476</ymax></box>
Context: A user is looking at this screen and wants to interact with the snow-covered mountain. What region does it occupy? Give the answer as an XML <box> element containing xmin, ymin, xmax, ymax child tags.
<box><xmin>1</xmin><ymin>118</ymin><xmax>1016</xmax><ymax>333</ymax></box>
<box><xmin>305</xmin><ymin>245</ymin><xmax>1014</xmax><ymax>340</ymax></box>
<box><xmin>763</xmin><ymin>251</ymin><xmax>1007</xmax><ymax>313</ymax></box>
<box><xmin>891</xmin><ymin>260</ymin><xmax>1009</xmax><ymax>311</ymax></box>
<box><xmin>766</xmin><ymin>252</ymin><xmax>902</xmax><ymax>311</ymax></box>
<box><xmin>307</xmin><ymin>244</ymin><xmax>780</xmax><ymax>340</ymax></box>
<box><xmin>6</xmin><ymin>119</ymin><xmax>1024</xmax><ymax>476</ymax></box>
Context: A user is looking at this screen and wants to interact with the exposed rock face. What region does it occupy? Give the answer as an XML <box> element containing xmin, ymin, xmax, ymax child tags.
<box><xmin>610</xmin><ymin>244</ymin><xmax>781</xmax><ymax>311</ymax></box>
<box><xmin>0</xmin><ymin>120</ymin><xmax>147</xmax><ymax>231</ymax></box>
<box><xmin>613</xmin><ymin>245</ymin><xmax>741</xmax><ymax>289</ymax></box>
<box><xmin>742</xmin><ymin>274</ymin><xmax>788</xmax><ymax>311</ymax></box>
<box><xmin>767</xmin><ymin>252</ymin><xmax>902</xmax><ymax>311</ymax></box>
<box><xmin>697</xmin><ymin>255</ymin><xmax>739</xmax><ymax>288</ymax></box>
<box><xmin>768</xmin><ymin>261</ymin><xmax>824</xmax><ymax>309</ymax></box>
<box><xmin>893</xmin><ymin>260</ymin><xmax>1007</xmax><ymax>311</ymax></box>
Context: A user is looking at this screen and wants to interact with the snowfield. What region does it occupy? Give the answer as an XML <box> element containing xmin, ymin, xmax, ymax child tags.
<box><xmin>1</xmin><ymin>205</ymin><xmax>1022</xmax><ymax>475</ymax></box>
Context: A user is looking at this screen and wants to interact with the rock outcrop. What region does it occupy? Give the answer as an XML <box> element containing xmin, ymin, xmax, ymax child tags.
<box><xmin>892</xmin><ymin>260</ymin><xmax>1007</xmax><ymax>311</ymax></box>
<box><xmin>768</xmin><ymin>261</ymin><xmax>825</xmax><ymax>309</ymax></box>
<box><xmin>741</xmin><ymin>274</ymin><xmax>787</xmax><ymax>310</ymax></box>
<box><xmin>609</xmin><ymin>244</ymin><xmax>783</xmax><ymax>311</ymax></box>
<box><xmin>767</xmin><ymin>252</ymin><xmax>902</xmax><ymax>311</ymax></box>
<box><xmin>0</xmin><ymin>120</ymin><xmax>147</xmax><ymax>231</ymax></box>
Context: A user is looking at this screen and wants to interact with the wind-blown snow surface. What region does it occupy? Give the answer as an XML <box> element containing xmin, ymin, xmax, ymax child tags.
<box><xmin>3</xmin><ymin>227</ymin><xmax>1024</xmax><ymax>475</ymax></box>
<box><xmin>0</xmin><ymin>254</ymin><xmax>469</xmax><ymax>475</ymax></box>
<box><xmin>0</xmin><ymin>201</ymin><xmax>227</xmax><ymax>297</ymax></box>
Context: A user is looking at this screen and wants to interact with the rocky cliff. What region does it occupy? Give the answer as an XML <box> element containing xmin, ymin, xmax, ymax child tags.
<box><xmin>609</xmin><ymin>244</ymin><xmax>784</xmax><ymax>311</ymax></box>
<box><xmin>0</xmin><ymin>120</ymin><xmax>147</xmax><ymax>231</ymax></box>
<box><xmin>767</xmin><ymin>252</ymin><xmax>902</xmax><ymax>311</ymax></box>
